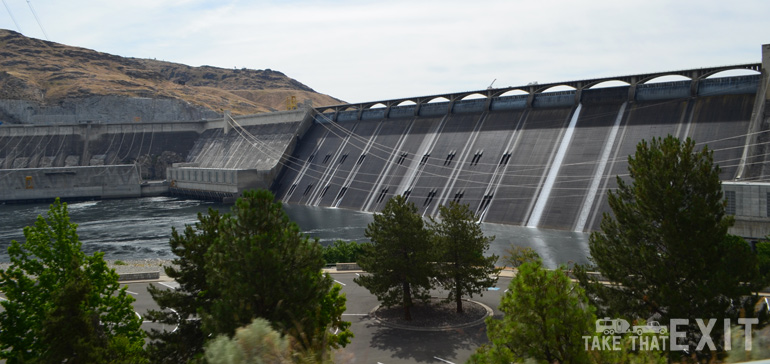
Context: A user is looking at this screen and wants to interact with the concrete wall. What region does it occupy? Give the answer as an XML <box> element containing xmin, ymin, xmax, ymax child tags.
<box><xmin>0</xmin><ymin>121</ymin><xmax>204</xmax><ymax>172</ymax></box>
<box><xmin>532</xmin><ymin>91</ymin><xmax>576</xmax><ymax>108</ymax></box>
<box><xmin>0</xmin><ymin>165</ymin><xmax>141</xmax><ymax>203</ymax></box>
<box><xmin>169</xmin><ymin>167</ymin><xmax>252</xmax><ymax>193</ymax></box>
<box><xmin>361</xmin><ymin>108</ymin><xmax>386</xmax><ymax>120</ymax></box>
<box><xmin>388</xmin><ymin>105</ymin><xmax>416</xmax><ymax>119</ymax></box>
<box><xmin>723</xmin><ymin>181</ymin><xmax>770</xmax><ymax>238</ymax></box>
<box><xmin>698</xmin><ymin>75</ymin><xmax>760</xmax><ymax>96</ymax></box>
<box><xmin>0</xmin><ymin>96</ymin><xmax>220</xmax><ymax>125</ymax></box>
<box><xmin>452</xmin><ymin>98</ymin><xmax>487</xmax><ymax>114</ymax></box>
<box><xmin>166</xmin><ymin>109</ymin><xmax>315</xmax><ymax>201</ymax></box>
<box><xmin>635</xmin><ymin>80</ymin><xmax>692</xmax><ymax>101</ymax></box>
<box><xmin>489</xmin><ymin>95</ymin><xmax>528</xmax><ymax>111</ymax></box>
<box><xmin>0</xmin><ymin>108</ymin><xmax>313</xmax><ymax>202</ymax></box>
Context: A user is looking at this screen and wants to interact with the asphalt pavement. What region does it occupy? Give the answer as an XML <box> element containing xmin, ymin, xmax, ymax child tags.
<box><xmin>125</xmin><ymin>273</ymin><xmax>513</xmax><ymax>364</ymax></box>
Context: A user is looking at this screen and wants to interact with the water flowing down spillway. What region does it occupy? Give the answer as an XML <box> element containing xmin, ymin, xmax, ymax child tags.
<box><xmin>574</xmin><ymin>102</ymin><xmax>627</xmax><ymax>232</ymax></box>
<box><xmin>527</xmin><ymin>103</ymin><xmax>582</xmax><ymax>228</ymax></box>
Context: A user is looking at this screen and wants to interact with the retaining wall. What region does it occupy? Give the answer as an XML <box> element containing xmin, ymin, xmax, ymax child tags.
<box><xmin>0</xmin><ymin>165</ymin><xmax>142</xmax><ymax>203</ymax></box>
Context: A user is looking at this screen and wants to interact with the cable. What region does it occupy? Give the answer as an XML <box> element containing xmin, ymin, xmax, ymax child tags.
<box><xmin>303</xmin><ymin>100</ymin><xmax>764</xmax><ymax>189</ymax></box>
<box><xmin>253</xmin><ymin>106</ymin><xmax>762</xmax><ymax>190</ymax></box>
<box><xmin>2</xmin><ymin>0</ymin><xmax>23</xmax><ymax>33</ymax></box>
<box><xmin>26</xmin><ymin>0</ymin><xmax>48</xmax><ymax>40</ymax></box>
<box><xmin>222</xmin><ymin>106</ymin><xmax>770</xmax><ymax>204</ymax></box>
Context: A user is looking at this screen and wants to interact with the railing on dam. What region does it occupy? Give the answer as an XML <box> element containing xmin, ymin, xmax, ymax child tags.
<box><xmin>314</xmin><ymin>65</ymin><xmax>762</xmax><ymax>121</ymax></box>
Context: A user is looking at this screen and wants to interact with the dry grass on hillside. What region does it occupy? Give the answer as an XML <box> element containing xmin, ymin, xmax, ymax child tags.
<box><xmin>0</xmin><ymin>29</ymin><xmax>342</xmax><ymax>114</ymax></box>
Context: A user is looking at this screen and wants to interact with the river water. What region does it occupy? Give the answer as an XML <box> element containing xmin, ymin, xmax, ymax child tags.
<box><xmin>0</xmin><ymin>196</ymin><xmax>591</xmax><ymax>267</ymax></box>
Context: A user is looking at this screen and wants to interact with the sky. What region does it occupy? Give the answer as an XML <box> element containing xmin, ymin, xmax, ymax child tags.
<box><xmin>1</xmin><ymin>0</ymin><xmax>769</xmax><ymax>104</ymax></box>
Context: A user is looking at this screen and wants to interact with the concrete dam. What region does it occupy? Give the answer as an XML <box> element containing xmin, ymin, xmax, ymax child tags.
<box><xmin>2</xmin><ymin>45</ymin><xmax>770</xmax><ymax>237</ymax></box>
<box><xmin>275</xmin><ymin>76</ymin><xmax>764</xmax><ymax>233</ymax></box>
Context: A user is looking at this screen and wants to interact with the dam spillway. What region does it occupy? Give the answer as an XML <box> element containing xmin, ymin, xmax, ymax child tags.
<box><xmin>274</xmin><ymin>75</ymin><xmax>765</xmax><ymax>232</ymax></box>
<box><xmin>1</xmin><ymin>55</ymin><xmax>769</xmax><ymax>236</ymax></box>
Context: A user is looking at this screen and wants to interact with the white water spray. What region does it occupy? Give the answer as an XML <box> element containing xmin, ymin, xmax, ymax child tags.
<box><xmin>574</xmin><ymin>102</ymin><xmax>626</xmax><ymax>232</ymax></box>
<box><xmin>527</xmin><ymin>103</ymin><xmax>582</xmax><ymax>228</ymax></box>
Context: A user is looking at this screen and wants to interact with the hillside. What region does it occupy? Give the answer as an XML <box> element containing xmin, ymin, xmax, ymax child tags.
<box><xmin>0</xmin><ymin>29</ymin><xmax>341</xmax><ymax>123</ymax></box>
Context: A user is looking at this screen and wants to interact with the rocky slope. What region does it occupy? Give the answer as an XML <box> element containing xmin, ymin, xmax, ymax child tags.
<box><xmin>0</xmin><ymin>29</ymin><xmax>341</xmax><ymax>124</ymax></box>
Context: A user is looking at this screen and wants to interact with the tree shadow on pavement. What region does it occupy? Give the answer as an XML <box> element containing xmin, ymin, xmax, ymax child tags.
<box><xmin>367</xmin><ymin>322</ymin><xmax>488</xmax><ymax>363</ymax></box>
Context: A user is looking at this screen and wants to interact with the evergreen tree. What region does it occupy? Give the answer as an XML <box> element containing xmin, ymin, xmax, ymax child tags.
<box><xmin>202</xmin><ymin>189</ymin><xmax>351</xmax><ymax>356</ymax></box>
<box><xmin>354</xmin><ymin>195</ymin><xmax>434</xmax><ymax>320</ymax></box>
<box><xmin>145</xmin><ymin>209</ymin><xmax>223</xmax><ymax>363</ymax></box>
<box><xmin>576</xmin><ymin>136</ymin><xmax>765</xmax><ymax>359</ymax></box>
<box><xmin>0</xmin><ymin>199</ymin><xmax>146</xmax><ymax>363</ymax></box>
<box><xmin>430</xmin><ymin>201</ymin><xmax>499</xmax><ymax>313</ymax></box>
<box><xmin>148</xmin><ymin>190</ymin><xmax>351</xmax><ymax>362</ymax></box>
<box><xmin>470</xmin><ymin>258</ymin><xmax>595</xmax><ymax>364</ymax></box>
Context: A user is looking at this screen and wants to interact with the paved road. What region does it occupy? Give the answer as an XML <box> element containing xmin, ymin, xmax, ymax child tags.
<box><xmin>125</xmin><ymin>274</ymin><xmax>512</xmax><ymax>364</ymax></box>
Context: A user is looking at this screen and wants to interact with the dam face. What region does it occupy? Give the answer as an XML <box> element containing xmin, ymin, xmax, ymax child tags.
<box><xmin>275</xmin><ymin>76</ymin><xmax>763</xmax><ymax>232</ymax></box>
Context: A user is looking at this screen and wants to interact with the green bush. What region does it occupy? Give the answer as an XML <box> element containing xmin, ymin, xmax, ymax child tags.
<box><xmin>322</xmin><ymin>240</ymin><xmax>364</xmax><ymax>264</ymax></box>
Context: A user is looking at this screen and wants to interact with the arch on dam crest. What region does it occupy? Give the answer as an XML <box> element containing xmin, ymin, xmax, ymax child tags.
<box><xmin>537</xmin><ymin>85</ymin><xmax>577</xmax><ymax>93</ymax></box>
<box><xmin>461</xmin><ymin>93</ymin><xmax>487</xmax><ymax>100</ymax></box>
<box><xmin>426</xmin><ymin>97</ymin><xmax>450</xmax><ymax>103</ymax></box>
<box><xmin>640</xmin><ymin>74</ymin><xmax>692</xmax><ymax>84</ymax></box>
<box><xmin>491</xmin><ymin>87</ymin><xmax>530</xmax><ymax>98</ymax></box>
<box><xmin>498</xmin><ymin>89</ymin><xmax>529</xmax><ymax>96</ymax></box>
<box><xmin>704</xmin><ymin>69</ymin><xmax>761</xmax><ymax>79</ymax></box>
<box><xmin>586</xmin><ymin>80</ymin><xmax>631</xmax><ymax>89</ymax></box>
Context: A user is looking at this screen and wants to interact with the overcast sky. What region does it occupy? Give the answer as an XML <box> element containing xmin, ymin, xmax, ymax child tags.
<box><xmin>2</xmin><ymin>0</ymin><xmax>769</xmax><ymax>104</ymax></box>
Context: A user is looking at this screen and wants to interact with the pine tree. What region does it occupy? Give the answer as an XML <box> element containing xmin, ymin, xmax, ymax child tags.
<box><xmin>354</xmin><ymin>195</ymin><xmax>434</xmax><ymax>320</ymax></box>
<box><xmin>147</xmin><ymin>190</ymin><xmax>352</xmax><ymax>362</ymax></box>
<box><xmin>470</xmin><ymin>258</ymin><xmax>595</xmax><ymax>364</ymax></box>
<box><xmin>430</xmin><ymin>201</ymin><xmax>499</xmax><ymax>313</ymax></box>
<box><xmin>202</xmin><ymin>189</ymin><xmax>351</xmax><ymax>355</ymax></box>
<box><xmin>576</xmin><ymin>136</ymin><xmax>765</xmax><ymax>359</ymax></box>
<box><xmin>145</xmin><ymin>209</ymin><xmax>222</xmax><ymax>363</ymax></box>
<box><xmin>0</xmin><ymin>199</ymin><xmax>146</xmax><ymax>363</ymax></box>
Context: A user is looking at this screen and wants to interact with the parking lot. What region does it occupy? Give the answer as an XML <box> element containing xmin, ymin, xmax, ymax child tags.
<box><xmin>125</xmin><ymin>273</ymin><xmax>513</xmax><ymax>364</ymax></box>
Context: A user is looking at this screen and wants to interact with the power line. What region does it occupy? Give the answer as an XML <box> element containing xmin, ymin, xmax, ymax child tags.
<box><xmin>26</xmin><ymin>0</ymin><xmax>47</xmax><ymax>40</ymax></box>
<box><xmin>2</xmin><ymin>0</ymin><xmax>23</xmax><ymax>33</ymax></box>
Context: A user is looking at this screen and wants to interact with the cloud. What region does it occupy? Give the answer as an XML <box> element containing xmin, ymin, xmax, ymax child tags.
<box><xmin>2</xmin><ymin>0</ymin><xmax>769</xmax><ymax>104</ymax></box>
